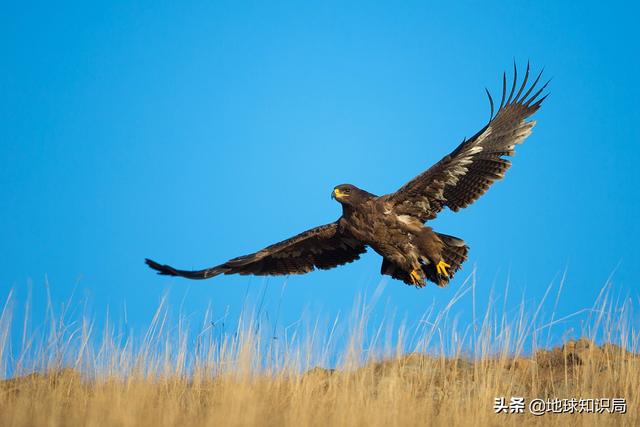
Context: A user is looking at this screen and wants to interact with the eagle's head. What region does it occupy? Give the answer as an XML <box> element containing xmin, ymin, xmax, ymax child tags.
<box><xmin>331</xmin><ymin>184</ymin><xmax>375</xmax><ymax>206</ymax></box>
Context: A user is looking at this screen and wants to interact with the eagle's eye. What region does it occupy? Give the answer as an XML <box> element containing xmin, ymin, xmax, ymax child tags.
<box><xmin>344</xmin><ymin>188</ymin><xmax>351</xmax><ymax>193</ymax></box>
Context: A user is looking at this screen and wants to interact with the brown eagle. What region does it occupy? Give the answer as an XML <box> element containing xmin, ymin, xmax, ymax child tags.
<box><xmin>146</xmin><ymin>64</ymin><xmax>548</xmax><ymax>287</ymax></box>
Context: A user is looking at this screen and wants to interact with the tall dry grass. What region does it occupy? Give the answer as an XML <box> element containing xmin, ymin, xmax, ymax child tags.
<box><xmin>0</xmin><ymin>273</ymin><xmax>638</xmax><ymax>426</ymax></box>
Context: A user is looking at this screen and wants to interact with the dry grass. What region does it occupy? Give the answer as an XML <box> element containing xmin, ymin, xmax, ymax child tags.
<box><xmin>0</xmin><ymin>275</ymin><xmax>638</xmax><ymax>426</ymax></box>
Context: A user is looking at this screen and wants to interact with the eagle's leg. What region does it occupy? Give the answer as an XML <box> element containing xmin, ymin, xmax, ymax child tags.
<box><xmin>409</xmin><ymin>268</ymin><xmax>426</xmax><ymax>287</ymax></box>
<box><xmin>436</xmin><ymin>260</ymin><xmax>451</xmax><ymax>277</ymax></box>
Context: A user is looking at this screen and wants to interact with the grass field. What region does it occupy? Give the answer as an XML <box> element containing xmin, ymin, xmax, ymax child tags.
<box><xmin>0</xmin><ymin>275</ymin><xmax>637</xmax><ymax>426</ymax></box>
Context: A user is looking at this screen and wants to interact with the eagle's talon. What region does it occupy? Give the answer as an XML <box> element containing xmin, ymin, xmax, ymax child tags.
<box><xmin>409</xmin><ymin>268</ymin><xmax>423</xmax><ymax>286</ymax></box>
<box><xmin>436</xmin><ymin>260</ymin><xmax>451</xmax><ymax>277</ymax></box>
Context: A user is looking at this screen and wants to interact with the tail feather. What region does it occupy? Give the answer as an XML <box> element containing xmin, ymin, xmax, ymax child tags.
<box><xmin>380</xmin><ymin>233</ymin><xmax>469</xmax><ymax>288</ymax></box>
<box><xmin>422</xmin><ymin>233</ymin><xmax>469</xmax><ymax>287</ymax></box>
<box><xmin>144</xmin><ymin>258</ymin><xmax>226</xmax><ymax>280</ymax></box>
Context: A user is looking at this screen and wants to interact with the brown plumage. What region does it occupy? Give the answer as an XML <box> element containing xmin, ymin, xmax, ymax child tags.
<box><xmin>146</xmin><ymin>63</ymin><xmax>548</xmax><ymax>287</ymax></box>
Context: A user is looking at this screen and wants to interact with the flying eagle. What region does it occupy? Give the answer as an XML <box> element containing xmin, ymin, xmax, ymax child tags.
<box><xmin>146</xmin><ymin>64</ymin><xmax>548</xmax><ymax>287</ymax></box>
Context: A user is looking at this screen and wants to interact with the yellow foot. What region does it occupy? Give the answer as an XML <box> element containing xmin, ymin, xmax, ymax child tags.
<box><xmin>436</xmin><ymin>260</ymin><xmax>451</xmax><ymax>277</ymax></box>
<box><xmin>409</xmin><ymin>269</ymin><xmax>423</xmax><ymax>286</ymax></box>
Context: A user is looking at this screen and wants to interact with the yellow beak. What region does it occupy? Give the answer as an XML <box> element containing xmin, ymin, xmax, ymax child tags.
<box><xmin>332</xmin><ymin>188</ymin><xmax>347</xmax><ymax>200</ymax></box>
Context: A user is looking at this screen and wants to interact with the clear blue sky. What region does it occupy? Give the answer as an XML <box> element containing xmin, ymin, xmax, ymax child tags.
<box><xmin>2</xmin><ymin>1</ymin><xmax>639</xmax><ymax>351</ymax></box>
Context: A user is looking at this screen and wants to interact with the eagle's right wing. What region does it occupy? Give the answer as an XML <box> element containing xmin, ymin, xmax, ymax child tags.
<box><xmin>384</xmin><ymin>63</ymin><xmax>549</xmax><ymax>222</ymax></box>
<box><xmin>145</xmin><ymin>222</ymin><xmax>366</xmax><ymax>279</ymax></box>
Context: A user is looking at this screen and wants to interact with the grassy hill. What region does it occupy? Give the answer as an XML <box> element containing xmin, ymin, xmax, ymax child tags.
<box><xmin>0</xmin><ymin>279</ymin><xmax>637</xmax><ymax>426</ymax></box>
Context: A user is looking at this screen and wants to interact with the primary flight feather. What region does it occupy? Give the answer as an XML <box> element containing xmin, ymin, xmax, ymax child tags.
<box><xmin>146</xmin><ymin>63</ymin><xmax>549</xmax><ymax>287</ymax></box>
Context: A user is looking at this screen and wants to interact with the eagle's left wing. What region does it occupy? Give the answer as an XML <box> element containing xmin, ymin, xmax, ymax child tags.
<box><xmin>145</xmin><ymin>222</ymin><xmax>366</xmax><ymax>279</ymax></box>
<box><xmin>384</xmin><ymin>63</ymin><xmax>549</xmax><ymax>222</ymax></box>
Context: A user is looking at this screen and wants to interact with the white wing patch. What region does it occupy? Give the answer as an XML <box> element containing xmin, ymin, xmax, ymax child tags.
<box><xmin>386</xmin><ymin>64</ymin><xmax>548</xmax><ymax>222</ymax></box>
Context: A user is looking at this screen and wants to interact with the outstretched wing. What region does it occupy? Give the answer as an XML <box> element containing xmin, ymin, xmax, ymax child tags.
<box><xmin>145</xmin><ymin>222</ymin><xmax>366</xmax><ymax>279</ymax></box>
<box><xmin>385</xmin><ymin>63</ymin><xmax>549</xmax><ymax>222</ymax></box>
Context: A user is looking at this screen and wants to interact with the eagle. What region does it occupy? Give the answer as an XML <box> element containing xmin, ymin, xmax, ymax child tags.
<box><xmin>146</xmin><ymin>64</ymin><xmax>548</xmax><ymax>287</ymax></box>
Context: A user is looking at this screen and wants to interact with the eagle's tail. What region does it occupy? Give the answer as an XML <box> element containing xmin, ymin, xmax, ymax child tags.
<box><xmin>144</xmin><ymin>258</ymin><xmax>225</xmax><ymax>280</ymax></box>
<box><xmin>424</xmin><ymin>233</ymin><xmax>469</xmax><ymax>287</ymax></box>
<box><xmin>380</xmin><ymin>233</ymin><xmax>469</xmax><ymax>287</ymax></box>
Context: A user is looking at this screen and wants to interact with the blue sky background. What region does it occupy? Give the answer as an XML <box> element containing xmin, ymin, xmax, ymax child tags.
<box><xmin>1</xmin><ymin>1</ymin><xmax>639</xmax><ymax>356</ymax></box>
